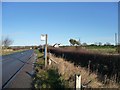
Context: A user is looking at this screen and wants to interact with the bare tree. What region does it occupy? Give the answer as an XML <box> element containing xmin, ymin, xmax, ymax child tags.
<box><xmin>2</xmin><ymin>37</ymin><xmax>13</xmax><ymax>48</ymax></box>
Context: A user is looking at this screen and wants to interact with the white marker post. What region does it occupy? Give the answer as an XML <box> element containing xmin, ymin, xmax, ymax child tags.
<box><xmin>41</xmin><ymin>34</ymin><xmax>48</xmax><ymax>68</ymax></box>
<box><xmin>76</xmin><ymin>74</ymin><xmax>81</xmax><ymax>90</ymax></box>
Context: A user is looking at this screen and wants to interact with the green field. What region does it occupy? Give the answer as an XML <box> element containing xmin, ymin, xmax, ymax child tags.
<box><xmin>84</xmin><ymin>46</ymin><xmax>117</xmax><ymax>54</ymax></box>
<box><xmin>61</xmin><ymin>45</ymin><xmax>118</xmax><ymax>54</ymax></box>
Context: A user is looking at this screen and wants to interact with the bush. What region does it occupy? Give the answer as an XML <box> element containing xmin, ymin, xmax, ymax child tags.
<box><xmin>48</xmin><ymin>47</ymin><xmax>120</xmax><ymax>82</ymax></box>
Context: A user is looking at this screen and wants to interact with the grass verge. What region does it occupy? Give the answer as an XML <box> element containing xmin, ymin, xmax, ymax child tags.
<box><xmin>49</xmin><ymin>54</ymin><xmax>120</xmax><ymax>88</ymax></box>
<box><xmin>33</xmin><ymin>49</ymin><xmax>119</xmax><ymax>89</ymax></box>
<box><xmin>33</xmin><ymin>49</ymin><xmax>65</xmax><ymax>89</ymax></box>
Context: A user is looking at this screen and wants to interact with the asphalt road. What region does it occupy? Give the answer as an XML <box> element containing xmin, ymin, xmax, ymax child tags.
<box><xmin>2</xmin><ymin>49</ymin><xmax>34</xmax><ymax>88</ymax></box>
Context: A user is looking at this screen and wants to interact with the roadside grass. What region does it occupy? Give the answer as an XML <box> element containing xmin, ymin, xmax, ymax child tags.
<box><xmin>49</xmin><ymin>54</ymin><xmax>102</xmax><ymax>88</ymax></box>
<box><xmin>33</xmin><ymin>49</ymin><xmax>120</xmax><ymax>89</ymax></box>
<box><xmin>34</xmin><ymin>49</ymin><xmax>44</xmax><ymax>66</ymax></box>
<box><xmin>1</xmin><ymin>49</ymin><xmax>28</xmax><ymax>55</ymax></box>
<box><xmin>33</xmin><ymin>49</ymin><xmax>65</xmax><ymax>89</ymax></box>
<box><xmin>34</xmin><ymin>49</ymin><xmax>43</xmax><ymax>58</ymax></box>
<box><xmin>49</xmin><ymin>54</ymin><xmax>120</xmax><ymax>88</ymax></box>
<box><xmin>33</xmin><ymin>68</ymin><xmax>65</xmax><ymax>88</ymax></box>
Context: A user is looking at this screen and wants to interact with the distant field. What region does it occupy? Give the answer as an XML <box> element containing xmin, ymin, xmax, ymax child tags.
<box><xmin>84</xmin><ymin>46</ymin><xmax>117</xmax><ymax>54</ymax></box>
<box><xmin>0</xmin><ymin>49</ymin><xmax>28</xmax><ymax>55</ymax></box>
<box><xmin>60</xmin><ymin>46</ymin><xmax>117</xmax><ymax>55</ymax></box>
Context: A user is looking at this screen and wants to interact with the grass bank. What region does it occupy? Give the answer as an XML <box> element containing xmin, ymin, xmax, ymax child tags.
<box><xmin>33</xmin><ymin>50</ymin><xmax>65</xmax><ymax>89</ymax></box>
<box><xmin>49</xmin><ymin>54</ymin><xmax>120</xmax><ymax>88</ymax></box>
<box><xmin>33</xmin><ymin>49</ymin><xmax>120</xmax><ymax>89</ymax></box>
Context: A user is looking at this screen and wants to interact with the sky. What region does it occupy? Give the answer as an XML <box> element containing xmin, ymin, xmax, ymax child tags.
<box><xmin>2</xmin><ymin>0</ymin><xmax>120</xmax><ymax>2</ymax></box>
<box><xmin>2</xmin><ymin>2</ymin><xmax>118</xmax><ymax>46</ymax></box>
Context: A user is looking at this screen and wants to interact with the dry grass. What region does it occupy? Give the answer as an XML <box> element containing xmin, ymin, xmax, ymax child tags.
<box><xmin>48</xmin><ymin>54</ymin><xmax>102</xmax><ymax>88</ymax></box>
<box><xmin>33</xmin><ymin>51</ymin><xmax>65</xmax><ymax>89</ymax></box>
<box><xmin>1</xmin><ymin>49</ymin><xmax>27</xmax><ymax>55</ymax></box>
<box><xmin>48</xmin><ymin>54</ymin><xmax>120</xmax><ymax>88</ymax></box>
<box><xmin>48</xmin><ymin>47</ymin><xmax>120</xmax><ymax>84</ymax></box>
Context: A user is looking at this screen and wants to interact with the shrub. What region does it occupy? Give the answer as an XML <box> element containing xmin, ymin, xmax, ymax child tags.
<box><xmin>48</xmin><ymin>47</ymin><xmax>120</xmax><ymax>82</ymax></box>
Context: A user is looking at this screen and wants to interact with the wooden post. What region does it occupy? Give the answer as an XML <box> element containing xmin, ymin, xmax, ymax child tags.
<box><xmin>48</xmin><ymin>52</ymin><xmax>51</xmax><ymax>65</ymax></box>
<box><xmin>45</xmin><ymin>34</ymin><xmax>48</xmax><ymax>68</ymax></box>
<box><xmin>88</xmin><ymin>60</ymin><xmax>91</xmax><ymax>75</ymax></box>
<box><xmin>48</xmin><ymin>59</ymin><xmax>52</xmax><ymax>65</ymax></box>
<box><xmin>75</xmin><ymin>74</ymin><xmax>81</xmax><ymax>90</ymax></box>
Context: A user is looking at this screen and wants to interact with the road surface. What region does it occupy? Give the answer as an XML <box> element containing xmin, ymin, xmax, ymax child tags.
<box><xmin>2</xmin><ymin>49</ymin><xmax>35</xmax><ymax>88</ymax></box>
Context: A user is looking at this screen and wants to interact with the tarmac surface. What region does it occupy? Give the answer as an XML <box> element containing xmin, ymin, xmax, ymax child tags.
<box><xmin>2</xmin><ymin>50</ymin><xmax>36</xmax><ymax>88</ymax></box>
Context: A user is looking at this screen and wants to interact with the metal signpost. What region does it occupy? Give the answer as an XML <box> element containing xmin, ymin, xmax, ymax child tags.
<box><xmin>41</xmin><ymin>34</ymin><xmax>48</xmax><ymax>68</ymax></box>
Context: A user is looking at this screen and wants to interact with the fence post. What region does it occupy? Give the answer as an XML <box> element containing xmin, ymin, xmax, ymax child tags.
<box><xmin>75</xmin><ymin>74</ymin><xmax>81</xmax><ymax>90</ymax></box>
<box><xmin>48</xmin><ymin>53</ymin><xmax>51</xmax><ymax>65</ymax></box>
<box><xmin>48</xmin><ymin>59</ymin><xmax>52</xmax><ymax>65</ymax></box>
<box><xmin>88</xmin><ymin>60</ymin><xmax>91</xmax><ymax>75</ymax></box>
<box><xmin>44</xmin><ymin>34</ymin><xmax>48</xmax><ymax>68</ymax></box>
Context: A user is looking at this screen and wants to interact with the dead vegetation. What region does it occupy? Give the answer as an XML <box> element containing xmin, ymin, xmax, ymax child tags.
<box><xmin>48</xmin><ymin>54</ymin><xmax>120</xmax><ymax>88</ymax></box>
<box><xmin>48</xmin><ymin>47</ymin><xmax>120</xmax><ymax>84</ymax></box>
<box><xmin>34</xmin><ymin>49</ymin><xmax>120</xmax><ymax>89</ymax></box>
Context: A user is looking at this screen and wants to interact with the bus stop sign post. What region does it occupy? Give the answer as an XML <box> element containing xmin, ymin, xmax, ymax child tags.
<box><xmin>41</xmin><ymin>34</ymin><xmax>48</xmax><ymax>68</ymax></box>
